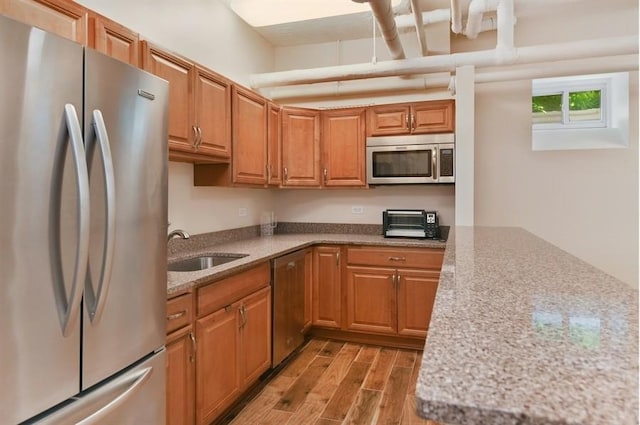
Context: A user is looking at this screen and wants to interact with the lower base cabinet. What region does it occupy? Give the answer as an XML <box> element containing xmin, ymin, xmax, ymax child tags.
<box><xmin>166</xmin><ymin>326</ymin><xmax>195</xmax><ymax>425</ymax></box>
<box><xmin>166</xmin><ymin>263</ymin><xmax>271</xmax><ymax>425</ymax></box>
<box><xmin>195</xmin><ymin>267</ymin><xmax>271</xmax><ymax>425</ymax></box>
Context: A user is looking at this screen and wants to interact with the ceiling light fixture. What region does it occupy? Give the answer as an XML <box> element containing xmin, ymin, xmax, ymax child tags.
<box><xmin>229</xmin><ymin>0</ymin><xmax>402</xmax><ymax>28</ymax></box>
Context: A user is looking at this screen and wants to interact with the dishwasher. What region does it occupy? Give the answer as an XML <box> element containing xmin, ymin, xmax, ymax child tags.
<box><xmin>272</xmin><ymin>249</ymin><xmax>307</xmax><ymax>367</ymax></box>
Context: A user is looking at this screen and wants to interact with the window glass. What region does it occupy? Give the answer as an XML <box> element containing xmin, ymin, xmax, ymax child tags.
<box><xmin>532</xmin><ymin>93</ymin><xmax>562</xmax><ymax>124</ymax></box>
<box><xmin>569</xmin><ymin>90</ymin><xmax>601</xmax><ymax>122</ymax></box>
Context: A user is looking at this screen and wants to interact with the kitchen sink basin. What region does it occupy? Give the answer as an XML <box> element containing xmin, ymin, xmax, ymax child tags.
<box><xmin>168</xmin><ymin>253</ymin><xmax>248</xmax><ymax>272</ymax></box>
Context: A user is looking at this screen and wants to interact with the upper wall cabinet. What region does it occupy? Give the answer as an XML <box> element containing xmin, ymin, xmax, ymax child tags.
<box><xmin>141</xmin><ymin>41</ymin><xmax>231</xmax><ymax>163</ymax></box>
<box><xmin>366</xmin><ymin>100</ymin><xmax>455</xmax><ymax>136</ymax></box>
<box><xmin>0</xmin><ymin>0</ymin><xmax>88</xmax><ymax>44</ymax></box>
<box><xmin>88</xmin><ymin>13</ymin><xmax>138</xmax><ymax>66</ymax></box>
<box><xmin>281</xmin><ymin>107</ymin><xmax>321</xmax><ymax>187</ymax></box>
<box><xmin>321</xmin><ymin>108</ymin><xmax>367</xmax><ymax>188</ymax></box>
<box><xmin>231</xmin><ymin>85</ymin><xmax>268</xmax><ymax>186</ymax></box>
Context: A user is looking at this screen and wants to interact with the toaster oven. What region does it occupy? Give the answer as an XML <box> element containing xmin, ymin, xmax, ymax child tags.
<box><xmin>382</xmin><ymin>209</ymin><xmax>440</xmax><ymax>239</ymax></box>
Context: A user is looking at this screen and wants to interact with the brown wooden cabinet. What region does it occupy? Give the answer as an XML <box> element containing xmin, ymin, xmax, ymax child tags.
<box><xmin>195</xmin><ymin>263</ymin><xmax>271</xmax><ymax>425</ymax></box>
<box><xmin>166</xmin><ymin>293</ymin><xmax>195</xmax><ymax>425</ymax></box>
<box><xmin>0</xmin><ymin>0</ymin><xmax>88</xmax><ymax>44</ymax></box>
<box><xmin>141</xmin><ymin>41</ymin><xmax>230</xmax><ymax>163</ymax></box>
<box><xmin>367</xmin><ymin>100</ymin><xmax>454</xmax><ymax>136</ymax></box>
<box><xmin>396</xmin><ymin>268</ymin><xmax>440</xmax><ymax>338</ymax></box>
<box><xmin>282</xmin><ymin>107</ymin><xmax>321</xmax><ymax>187</ymax></box>
<box><xmin>345</xmin><ymin>246</ymin><xmax>444</xmax><ymax>339</ymax></box>
<box><xmin>196</xmin><ymin>300</ymin><xmax>241</xmax><ymax>425</ymax></box>
<box><xmin>88</xmin><ymin>13</ymin><xmax>138</xmax><ymax>66</ymax></box>
<box><xmin>267</xmin><ymin>103</ymin><xmax>283</xmax><ymax>186</ymax></box>
<box><xmin>321</xmin><ymin>108</ymin><xmax>367</xmax><ymax>187</ymax></box>
<box><xmin>231</xmin><ymin>85</ymin><xmax>268</xmax><ymax>185</ymax></box>
<box><xmin>194</xmin><ymin>67</ymin><xmax>232</xmax><ymax>159</ymax></box>
<box><xmin>345</xmin><ymin>266</ymin><xmax>396</xmax><ymax>335</ymax></box>
<box><xmin>312</xmin><ymin>246</ymin><xmax>342</xmax><ymax>328</ymax></box>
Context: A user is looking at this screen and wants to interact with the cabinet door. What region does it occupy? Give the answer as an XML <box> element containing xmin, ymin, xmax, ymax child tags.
<box><xmin>0</xmin><ymin>0</ymin><xmax>88</xmax><ymax>44</ymax></box>
<box><xmin>166</xmin><ymin>326</ymin><xmax>195</xmax><ymax>425</ymax></box>
<box><xmin>366</xmin><ymin>103</ymin><xmax>411</xmax><ymax>136</ymax></box>
<box><xmin>195</xmin><ymin>67</ymin><xmax>231</xmax><ymax>159</ymax></box>
<box><xmin>89</xmin><ymin>14</ymin><xmax>138</xmax><ymax>66</ymax></box>
<box><xmin>141</xmin><ymin>42</ymin><xmax>195</xmax><ymax>154</ymax></box>
<box><xmin>282</xmin><ymin>107</ymin><xmax>321</xmax><ymax>187</ymax></box>
<box><xmin>232</xmin><ymin>86</ymin><xmax>268</xmax><ymax>185</ymax></box>
<box><xmin>267</xmin><ymin>103</ymin><xmax>282</xmax><ymax>186</ymax></box>
<box><xmin>195</xmin><ymin>303</ymin><xmax>240</xmax><ymax>425</ymax></box>
<box><xmin>397</xmin><ymin>269</ymin><xmax>440</xmax><ymax>338</ymax></box>
<box><xmin>312</xmin><ymin>246</ymin><xmax>342</xmax><ymax>328</ymax></box>
<box><xmin>321</xmin><ymin>108</ymin><xmax>366</xmax><ymax>187</ymax></box>
<box><xmin>345</xmin><ymin>266</ymin><xmax>397</xmax><ymax>335</ymax></box>
<box><xmin>239</xmin><ymin>286</ymin><xmax>272</xmax><ymax>388</ymax></box>
<box><xmin>411</xmin><ymin>100</ymin><xmax>455</xmax><ymax>134</ymax></box>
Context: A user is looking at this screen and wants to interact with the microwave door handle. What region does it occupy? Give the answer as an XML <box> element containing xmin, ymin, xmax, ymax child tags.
<box><xmin>432</xmin><ymin>146</ymin><xmax>438</xmax><ymax>181</ymax></box>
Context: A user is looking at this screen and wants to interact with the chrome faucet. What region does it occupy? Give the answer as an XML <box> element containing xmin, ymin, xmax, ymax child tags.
<box><xmin>168</xmin><ymin>229</ymin><xmax>190</xmax><ymax>241</ymax></box>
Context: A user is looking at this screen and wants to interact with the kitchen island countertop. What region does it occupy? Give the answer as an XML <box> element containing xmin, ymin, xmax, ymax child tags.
<box><xmin>416</xmin><ymin>226</ymin><xmax>638</xmax><ymax>424</ymax></box>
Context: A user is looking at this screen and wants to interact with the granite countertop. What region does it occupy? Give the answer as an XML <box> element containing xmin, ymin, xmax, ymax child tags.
<box><xmin>167</xmin><ymin>233</ymin><xmax>446</xmax><ymax>296</ymax></box>
<box><xmin>416</xmin><ymin>226</ymin><xmax>639</xmax><ymax>425</ymax></box>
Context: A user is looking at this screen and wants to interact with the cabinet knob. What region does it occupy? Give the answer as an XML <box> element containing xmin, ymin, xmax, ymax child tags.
<box><xmin>284</xmin><ymin>167</ymin><xmax>288</xmax><ymax>181</ymax></box>
<box><xmin>323</xmin><ymin>168</ymin><xmax>328</xmax><ymax>183</ymax></box>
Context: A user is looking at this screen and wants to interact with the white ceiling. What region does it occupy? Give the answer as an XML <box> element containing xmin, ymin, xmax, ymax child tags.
<box><xmin>220</xmin><ymin>0</ymin><xmax>453</xmax><ymax>46</ymax></box>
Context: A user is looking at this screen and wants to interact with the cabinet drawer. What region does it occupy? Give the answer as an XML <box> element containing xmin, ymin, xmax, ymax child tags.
<box><xmin>197</xmin><ymin>263</ymin><xmax>271</xmax><ymax>317</ymax></box>
<box><xmin>347</xmin><ymin>246</ymin><xmax>444</xmax><ymax>270</ymax></box>
<box><xmin>167</xmin><ymin>293</ymin><xmax>193</xmax><ymax>334</ymax></box>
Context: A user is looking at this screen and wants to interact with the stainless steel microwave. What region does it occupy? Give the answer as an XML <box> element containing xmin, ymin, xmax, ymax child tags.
<box><xmin>366</xmin><ymin>134</ymin><xmax>455</xmax><ymax>184</ymax></box>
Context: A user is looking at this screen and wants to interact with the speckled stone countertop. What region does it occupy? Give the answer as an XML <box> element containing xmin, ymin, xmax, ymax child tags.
<box><xmin>415</xmin><ymin>226</ymin><xmax>639</xmax><ymax>425</ymax></box>
<box><xmin>167</xmin><ymin>233</ymin><xmax>446</xmax><ymax>296</ymax></box>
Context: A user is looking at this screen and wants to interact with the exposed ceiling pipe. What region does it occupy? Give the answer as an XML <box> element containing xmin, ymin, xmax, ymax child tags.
<box><xmin>395</xmin><ymin>10</ymin><xmax>508</xmax><ymax>36</ymax></box>
<box><xmin>451</xmin><ymin>0</ymin><xmax>463</xmax><ymax>34</ymax></box>
<box><xmin>353</xmin><ymin>0</ymin><xmax>406</xmax><ymax>60</ymax></box>
<box><xmin>261</xmin><ymin>54</ymin><xmax>638</xmax><ymax>101</ymax></box>
<box><xmin>250</xmin><ymin>36</ymin><xmax>637</xmax><ymax>88</ymax></box>
<box><xmin>495</xmin><ymin>0</ymin><xmax>514</xmax><ymax>50</ymax></box>
<box><xmin>395</xmin><ymin>8</ymin><xmax>450</xmax><ymax>29</ymax></box>
<box><xmin>465</xmin><ymin>0</ymin><xmax>499</xmax><ymax>39</ymax></box>
<box><xmin>262</xmin><ymin>74</ymin><xmax>452</xmax><ymax>100</ymax></box>
<box><xmin>410</xmin><ymin>0</ymin><xmax>428</xmax><ymax>56</ymax></box>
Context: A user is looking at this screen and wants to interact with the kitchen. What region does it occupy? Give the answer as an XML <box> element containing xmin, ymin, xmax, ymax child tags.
<box><xmin>0</xmin><ymin>0</ymin><xmax>637</xmax><ymax>424</ymax></box>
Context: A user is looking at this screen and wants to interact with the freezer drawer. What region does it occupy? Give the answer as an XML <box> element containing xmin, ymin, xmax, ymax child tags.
<box><xmin>33</xmin><ymin>349</ymin><xmax>166</xmax><ymax>425</ymax></box>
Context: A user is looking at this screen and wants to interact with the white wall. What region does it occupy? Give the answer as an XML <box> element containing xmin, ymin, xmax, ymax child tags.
<box><xmin>473</xmin><ymin>76</ymin><xmax>638</xmax><ymax>287</ymax></box>
<box><xmin>76</xmin><ymin>0</ymin><xmax>276</xmax><ymax>233</ymax></box>
<box><xmin>468</xmin><ymin>0</ymin><xmax>639</xmax><ymax>287</ymax></box>
<box><xmin>276</xmin><ymin>186</ymin><xmax>455</xmax><ymax>226</ymax></box>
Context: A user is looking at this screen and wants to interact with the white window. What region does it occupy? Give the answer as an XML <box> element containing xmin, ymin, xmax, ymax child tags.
<box><xmin>531</xmin><ymin>72</ymin><xmax>629</xmax><ymax>151</ymax></box>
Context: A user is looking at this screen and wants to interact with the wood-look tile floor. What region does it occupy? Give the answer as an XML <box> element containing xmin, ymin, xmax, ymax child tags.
<box><xmin>226</xmin><ymin>339</ymin><xmax>438</xmax><ymax>425</ymax></box>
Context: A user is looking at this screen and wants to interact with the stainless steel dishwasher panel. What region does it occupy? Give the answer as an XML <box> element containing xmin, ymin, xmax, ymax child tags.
<box><xmin>272</xmin><ymin>250</ymin><xmax>307</xmax><ymax>367</ymax></box>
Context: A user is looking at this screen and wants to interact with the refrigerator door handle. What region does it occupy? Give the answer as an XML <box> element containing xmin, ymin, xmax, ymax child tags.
<box><xmin>73</xmin><ymin>366</ymin><xmax>153</xmax><ymax>425</ymax></box>
<box><xmin>85</xmin><ymin>110</ymin><xmax>116</xmax><ymax>324</ymax></box>
<box><xmin>51</xmin><ymin>104</ymin><xmax>90</xmax><ymax>337</ymax></box>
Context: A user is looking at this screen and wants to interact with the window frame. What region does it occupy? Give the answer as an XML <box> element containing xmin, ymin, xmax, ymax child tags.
<box><xmin>531</xmin><ymin>72</ymin><xmax>629</xmax><ymax>152</ymax></box>
<box><xmin>532</xmin><ymin>78</ymin><xmax>610</xmax><ymax>131</ymax></box>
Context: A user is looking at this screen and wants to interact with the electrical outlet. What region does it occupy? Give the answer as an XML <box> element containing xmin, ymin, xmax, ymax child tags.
<box><xmin>351</xmin><ymin>206</ymin><xmax>364</xmax><ymax>214</ymax></box>
<box><xmin>238</xmin><ymin>207</ymin><xmax>247</xmax><ymax>217</ymax></box>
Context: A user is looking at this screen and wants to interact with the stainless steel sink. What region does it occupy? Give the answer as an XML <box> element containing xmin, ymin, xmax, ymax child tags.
<box><xmin>168</xmin><ymin>253</ymin><xmax>248</xmax><ymax>272</ymax></box>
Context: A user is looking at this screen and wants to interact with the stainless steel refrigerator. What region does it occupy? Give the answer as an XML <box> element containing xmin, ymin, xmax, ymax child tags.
<box><xmin>0</xmin><ymin>15</ymin><xmax>169</xmax><ymax>424</ymax></box>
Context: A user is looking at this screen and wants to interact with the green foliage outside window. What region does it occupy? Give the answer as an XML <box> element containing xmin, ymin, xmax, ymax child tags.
<box><xmin>532</xmin><ymin>90</ymin><xmax>601</xmax><ymax>113</ymax></box>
